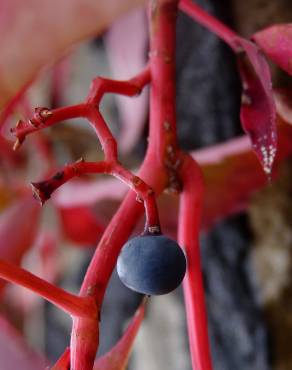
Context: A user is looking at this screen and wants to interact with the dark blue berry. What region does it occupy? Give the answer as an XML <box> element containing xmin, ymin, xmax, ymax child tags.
<box><xmin>117</xmin><ymin>235</ymin><xmax>186</xmax><ymax>295</ymax></box>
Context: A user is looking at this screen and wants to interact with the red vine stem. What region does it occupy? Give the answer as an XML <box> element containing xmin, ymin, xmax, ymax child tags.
<box><xmin>178</xmin><ymin>154</ymin><xmax>213</xmax><ymax>370</ymax></box>
<box><xmin>0</xmin><ymin>259</ymin><xmax>96</xmax><ymax>318</ymax></box>
<box><xmin>179</xmin><ymin>0</ymin><xmax>239</xmax><ymax>51</ymax></box>
<box><xmin>51</xmin><ymin>348</ymin><xmax>70</xmax><ymax>370</ymax></box>
<box><xmin>70</xmin><ymin>1</ymin><xmax>180</xmax><ymax>368</ymax></box>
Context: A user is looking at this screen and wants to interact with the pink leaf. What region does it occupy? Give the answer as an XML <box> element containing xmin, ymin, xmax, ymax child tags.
<box><xmin>253</xmin><ymin>24</ymin><xmax>292</xmax><ymax>76</ymax></box>
<box><xmin>236</xmin><ymin>38</ymin><xmax>277</xmax><ymax>176</ymax></box>
<box><xmin>94</xmin><ymin>300</ymin><xmax>146</xmax><ymax>370</ymax></box>
<box><xmin>105</xmin><ymin>7</ymin><xmax>148</xmax><ymax>153</ymax></box>
<box><xmin>0</xmin><ymin>315</ymin><xmax>47</xmax><ymax>369</ymax></box>
<box><xmin>0</xmin><ymin>0</ymin><xmax>146</xmax><ymax>109</ymax></box>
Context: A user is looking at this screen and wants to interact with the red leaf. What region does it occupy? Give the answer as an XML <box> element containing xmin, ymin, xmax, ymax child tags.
<box><xmin>197</xmin><ymin>119</ymin><xmax>292</xmax><ymax>228</ymax></box>
<box><xmin>94</xmin><ymin>300</ymin><xmax>146</xmax><ymax>370</ymax></box>
<box><xmin>58</xmin><ymin>205</ymin><xmax>104</xmax><ymax>246</ymax></box>
<box><xmin>253</xmin><ymin>24</ymin><xmax>292</xmax><ymax>76</ymax></box>
<box><xmin>105</xmin><ymin>7</ymin><xmax>148</xmax><ymax>153</ymax></box>
<box><xmin>0</xmin><ymin>315</ymin><xmax>47</xmax><ymax>369</ymax></box>
<box><xmin>236</xmin><ymin>38</ymin><xmax>277</xmax><ymax>176</ymax></box>
<box><xmin>0</xmin><ymin>194</ymin><xmax>41</xmax><ymax>293</ymax></box>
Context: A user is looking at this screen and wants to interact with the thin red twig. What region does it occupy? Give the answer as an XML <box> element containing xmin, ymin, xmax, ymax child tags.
<box><xmin>179</xmin><ymin>0</ymin><xmax>239</xmax><ymax>50</ymax></box>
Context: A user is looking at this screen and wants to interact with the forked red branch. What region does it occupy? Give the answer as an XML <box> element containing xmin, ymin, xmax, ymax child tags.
<box><xmin>0</xmin><ymin>259</ymin><xmax>96</xmax><ymax>318</ymax></box>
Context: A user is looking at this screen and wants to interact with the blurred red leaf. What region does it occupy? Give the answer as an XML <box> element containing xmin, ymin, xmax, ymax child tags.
<box><xmin>94</xmin><ymin>300</ymin><xmax>146</xmax><ymax>370</ymax></box>
<box><xmin>274</xmin><ymin>88</ymin><xmax>292</xmax><ymax>125</ymax></box>
<box><xmin>0</xmin><ymin>315</ymin><xmax>47</xmax><ymax>369</ymax></box>
<box><xmin>198</xmin><ymin>119</ymin><xmax>292</xmax><ymax>228</ymax></box>
<box><xmin>6</xmin><ymin>230</ymin><xmax>60</xmax><ymax>313</ymax></box>
<box><xmin>164</xmin><ymin>119</ymin><xmax>292</xmax><ymax>233</ymax></box>
<box><xmin>105</xmin><ymin>8</ymin><xmax>148</xmax><ymax>153</ymax></box>
<box><xmin>235</xmin><ymin>38</ymin><xmax>277</xmax><ymax>176</ymax></box>
<box><xmin>53</xmin><ymin>121</ymin><xmax>292</xmax><ymax>234</ymax></box>
<box><xmin>0</xmin><ymin>194</ymin><xmax>40</xmax><ymax>293</ymax></box>
<box><xmin>58</xmin><ymin>205</ymin><xmax>104</xmax><ymax>246</ymax></box>
<box><xmin>253</xmin><ymin>24</ymin><xmax>292</xmax><ymax>76</ymax></box>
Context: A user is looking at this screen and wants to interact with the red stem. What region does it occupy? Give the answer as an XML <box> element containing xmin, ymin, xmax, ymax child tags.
<box><xmin>178</xmin><ymin>154</ymin><xmax>213</xmax><ymax>370</ymax></box>
<box><xmin>179</xmin><ymin>0</ymin><xmax>239</xmax><ymax>50</ymax></box>
<box><xmin>51</xmin><ymin>348</ymin><xmax>70</xmax><ymax>370</ymax></box>
<box><xmin>0</xmin><ymin>259</ymin><xmax>96</xmax><ymax>318</ymax></box>
<box><xmin>68</xmin><ymin>1</ymin><xmax>179</xmax><ymax>368</ymax></box>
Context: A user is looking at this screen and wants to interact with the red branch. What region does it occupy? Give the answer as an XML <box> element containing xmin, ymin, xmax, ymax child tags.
<box><xmin>179</xmin><ymin>0</ymin><xmax>239</xmax><ymax>50</ymax></box>
<box><xmin>51</xmin><ymin>348</ymin><xmax>70</xmax><ymax>370</ymax></box>
<box><xmin>0</xmin><ymin>259</ymin><xmax>96</xmax><ymax>318</ymax></box>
